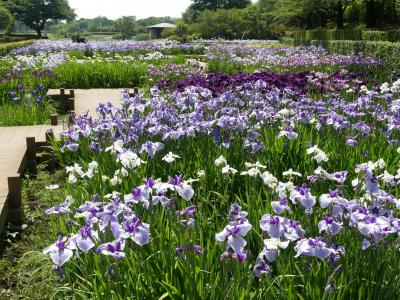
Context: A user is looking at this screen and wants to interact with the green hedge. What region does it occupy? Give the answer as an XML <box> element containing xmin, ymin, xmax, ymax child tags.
<box><xmin>0</xmin><ymin>40</ymin><xmax>35</xmax><ymax>56</ymax></box>
<box><xmin>362</xmin><ymin>30</ymin><xmax>400</xmax><ymax>42</ymax></box>
<box><xmin>288</xmin><ymin>29</ymin><xmax>400</xmax><ymax>43</ymax></box>
<box><xmin>289</xmin><ymin>29</ymin><xmax>362</xmax><ymax>41</ymax></box>
<box><xmin>281</xmin><ymin>38</ymin><xmax>400</xmax><ymax>68</ymax></box>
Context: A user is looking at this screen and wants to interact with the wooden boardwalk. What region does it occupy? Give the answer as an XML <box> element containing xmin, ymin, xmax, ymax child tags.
<box><xmin>74</xmin><ymin>89</ymin><xmax>125</xmax><ymax>116</ymax></box>
<box><xmin>0</xmin><ymin>125</ymin><xmax>62</xmax><ymax>232</ymax></box>
<box><xmin>1</xmin><ymin>88</ymin><xmax>133</xmax><ymax>233</ymax></box>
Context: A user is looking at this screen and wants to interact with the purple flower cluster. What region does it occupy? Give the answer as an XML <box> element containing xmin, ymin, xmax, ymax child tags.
<box><xmin>43</xmin><ymin>169</ymin><xmax>199</xmax><ymax>265</ymax></box>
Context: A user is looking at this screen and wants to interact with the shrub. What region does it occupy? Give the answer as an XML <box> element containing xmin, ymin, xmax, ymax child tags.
<box><xmin>362</xmin><ymin>30</ymin><xmax>400</xmax><ymax>42</ymax></box>
<box><xmin>281</xmin><ymin>38</ymin><xmax>400</xmax><ymax>68</ymax></box>
<box><xmin>133</xmin><ymin>33</ymin><xmax>150</xmax><ymax>41</ymax></box>
<box><xmin>290</xmin><ymin>30</ymin><xmax>361</xmax><ymax>41</ymax></box>
<box><xmin>0</xmin><ymin>6</ymin><xmax>13</xmax><ymax>32</ymax></box>
<box><xmin>0</xmin><ymin>40</ymin><xmax>35</xmax><ymax>56</ymax></box>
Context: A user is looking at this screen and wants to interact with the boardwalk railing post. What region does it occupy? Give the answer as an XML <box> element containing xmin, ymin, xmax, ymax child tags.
<box><xmin>26</xmin><ymin>137</ymin><xmax>37</xmax><ymax>175</ymax></box>
<box><xmin>60</xmin><ymin>88</ymin><xmax>68</xmax><ymax>112</ymax></box>
<box><xmin>69</xmin><ymin>90</ymin><xmax>75</xmax><ymax>111</ymax></box>
<box><xmin>7</xmin><ymin>175</ymin><xmax>23</xmax><ymax>224</ymax></box>
<box><xmin>50</xmin><ymin>114</ymin><xmax>58</xmax><ymax>126</ymax></box>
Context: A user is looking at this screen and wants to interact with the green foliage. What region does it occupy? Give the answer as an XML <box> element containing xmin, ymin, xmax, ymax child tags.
<box><xmin>0</xmin><ymin>40</ymin><xmax>34</xmax><ymax>56</ymax></box>
<box><xmin>192</xmin><ymin>0</ymin><xmax>251</xmax><ymax>11</ymax></box>
<box><xmin>133</xmin><ymin>33</ymin><xmax>151</xmax><ymax>41</ymax></box>
<box><xmin>114</xmin><ymin>16</ymin><xmax>137</xmax><ymax>40</ymax></box>
<box><xmin>0</xmin><ymin>5</ymin><xmax>13</xmax><ymax>31</ymax></box>
<box><xmin>51</xmin><ymin>62</ymin><xmax>148</xmax><ymax>89</ymax></box>
<box><xmin>189</xmin><ymin>7</ymin><xmax>276</xmax><ymax>40</ymax></box>
<box><xmin>282</xmin><ymin>37</ymin><xmax>400</xmax><ymax>68</ymax></box>
<box><xmin>6</xmin><ymin>0</ymin><xmax>76</xmax><ymax>37</ymax></box>
<box><xmin>290</xmin><ymin>29</ymin><xmax>362</xmax><ymax>40</ymax></box>
<box><xmin>362</xmin><ymin>30</ymin><xmax>400</xmax><ymax>42</ymax></box>
<box><xmin>49</xmin><ymin>16</ymin><xmax>116</xmax><ymax>36</ymax></box>
<box><xmin>0</xmin><ymin>100</ymin><xmax>56</xmax><ymax>126</ymax></box>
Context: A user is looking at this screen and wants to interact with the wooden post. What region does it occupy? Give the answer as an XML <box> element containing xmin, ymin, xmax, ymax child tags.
<box><xmin>60</xmin><ymin>88</ymin><xmax>69</xmax><ymax>112</ymax></box>
<box><xmin>26</xmin><ymin>137</ymin><xmax>37</xmax><ymax>175</ymax></box>
<box><xmin>68</xmin><ymin>98</ymin><xmax>75</xmax><ymax>111</ymax></box>
<box><xmin>68</xmin><ymin>90</ymin><xmax>75</xmax><ymax>111</ymax></box>
<box><xmin>7</xmin><ymin>175</ymin><xmax>23</xmax><ymax>224</ymax></box>
<box><xmin>50</xmin><ymin>114</ymin><xmax>58</xmax><ymax>126</ymax></box>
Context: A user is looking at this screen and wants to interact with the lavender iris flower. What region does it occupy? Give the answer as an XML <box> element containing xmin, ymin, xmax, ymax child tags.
<box><xmin>45</xmin><ymin>201</ymin><xmax>73</xmax><ymax>216</ymax></box>
<box><xmin>43</xmin><ymin>235</ymin><xmax>75</xmax><ymax>266</ymax></box>
<box><xmin>97</xmin><ymin>239</ymin><xmax>126</xmax><ymax>259</ymax></box>
<box><xmin>271</xmin><ymin>198</ymin><xmax>292</xmax><ymax>215</ymax></box>
<box><xmin>294</xmin><ymin>237</ymin><xmax>335</xmax><ymax>260</ymax></box>
<box><xmin>318</xmin><ymin>216</ymin><xmax>342</xmax><ymax>236</ymax></box>
<box><xmin>140</xmin><ymin>141</ymin><xmax>164</xmax><ymax>157</ymax></box>
<box><xmin>70</xmin><ymin>225</ymin><xmax>99</xmax><ymax>253</ymax></box>
<box><xmin>122</xmin><ymin>218</ymin><xmax>150</xmax><ymax>246</ymax></box>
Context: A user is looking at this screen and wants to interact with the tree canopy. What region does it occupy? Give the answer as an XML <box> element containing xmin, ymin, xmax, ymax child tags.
<box><xmin>5</xmin><ymin>0</ymin><xmax>75</xmax><ymax>37</ymax></box>
<box><xmin>114</xmin><ymin>16</ymin><xmax>136</xmax><ymax>40</ymax></box>
<box><xmin>0</xmin><ymin>5</ymin><xmax>13</xmax><ymax>31</ymax></box>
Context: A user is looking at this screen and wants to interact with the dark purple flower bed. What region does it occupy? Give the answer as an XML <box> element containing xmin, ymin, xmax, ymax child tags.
<box><xmin>157</xmin><ymin>71</ymin><xmax>366</xmax><ymax>96</ymax></box>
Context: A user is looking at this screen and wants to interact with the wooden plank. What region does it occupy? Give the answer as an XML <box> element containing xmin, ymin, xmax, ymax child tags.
<box><xmin>10</xmin><ymin>126</ymin><xmax>29</xmax><ymax>144</ymax></box>
<box><xmin>0</xmin><ymin>127</ymin><xmax>17</xmax><ymax>144</ymax></box>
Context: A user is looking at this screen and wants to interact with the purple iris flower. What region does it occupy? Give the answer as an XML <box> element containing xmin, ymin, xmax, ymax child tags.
<box><xmin>166</xmin><ymin>175</ymin><xmax>195</xmax><ymax>201</ymax></box>
<box><xmin>318</xmin><ymin>216</ymin><xmax>342</xmax><ymax>236</ymax></box>
<box><xmin>176</xmin><ymin>205</ymin><xmax>197</xmax><ymax>218</ymax></box>
<box><xmin>253</xmin><ymin>257</ymin><xmax>272</xmax><ymax>278</ymax></box>
<box><xmin>70</xmin><ymin>225</ymin><xmax>98</xmax><ymax>253</ymax></box>
<box><xmin>124</xmin><ymin>187</ymin><xmax>150</xmax><ymax>209</ymax></box>
<box><xmin>216</xmin><ymin>216</ymin><xmax>252</xmax><ymax>263</ymax></box>
<box><xmin>271</xmin><ymin>198</ymin><xmax>292</xmax><ymax>215</ymax></box>
<box><xmin>60</xmin><ymin>141</ymin><xmax>79</xmax><ymax>153</ymax></box>
<box><xmin>140</xmin><ymin>141</ymin><xmax>164</xmax><ymax>157</ymax></box>
<box><xmin>43</xmin><ymin>235</ymin><xmax>75</xmax><ymax>266</ymax></box>
<box><xmin>260</xmin><ymin>215</ymin><xmax>285</xmax><ymax>238</ymax></box>
<box><xmin>97</xmin><ymin>239</ymin><xmax>126</xmax><ymax>259</ymax></box>
<box><xmin>122</xmin><ymin>218</ymin><xmax>150</xmax><ymax>246</ymax></box>
<box><xmin>45</xmin><ymin>201</ymin><xmax>73</xmax><ymax>216</ymax></box>
<box><xmin>176</xmin><ymin>243</ymin><xmax>203</xmax><ymax>255</ymax></box>
<box><xmin>294</xmin><ymin>237</ymin><xmax>335</xmax><ymax>260</ymax></box>
<box><xmin>229</xmin><ymin>203</ymin><xmax>248</xmax><ymax>220</ymax></box>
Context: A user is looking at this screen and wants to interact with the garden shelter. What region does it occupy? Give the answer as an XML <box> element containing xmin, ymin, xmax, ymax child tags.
<box><xmin>146</xmin><ymin>23</ymin><xmax>176</xmax><ymax>39</ymax></box>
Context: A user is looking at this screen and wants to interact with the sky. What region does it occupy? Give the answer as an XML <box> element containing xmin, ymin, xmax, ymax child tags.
<box><xmin>68</xmin><ymin>0</ymin><xmax>193</xmax><ymax>20</ymax></box>
<box><xmin>69</xmin><ymin>0</ymin><xmax>257</xmax><ymax>20</ymax></box>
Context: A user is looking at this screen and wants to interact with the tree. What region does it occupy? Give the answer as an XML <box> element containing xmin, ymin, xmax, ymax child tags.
<box><xmin>192</xmin><ymin>0</ymin><xmax>251</xmax><ymax>12</ymax></box>
<box><xmin>6</xmin><ymin>0</ymin><xmax>75</xmax><ymax>37</ymax></box>
<box><xmin>273</xmin><ymin>0</ymin><xmax>331</xmax><ymax>28</ymax></box>
<box><xmin>365</xmin><ymin>0</ymin><xmax>376</xmax><ymax>27</ymax></box>
<box><xmin>0</xmin><ymin>5</ymin><xmax>13</xmax><ymax>32</ymax></box>
<box><xmin>114</xmin><ymin>16</ymin><xmax>136</xmax><ymax>40</ymax></box>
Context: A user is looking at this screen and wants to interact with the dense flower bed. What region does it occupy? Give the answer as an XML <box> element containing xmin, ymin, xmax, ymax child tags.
<box><xmin>158</xmin><ymin>69</ymin><xmax>366</xmax><ymax>96</ymax></box>
<box><xmin>42</xmin><ymin>73</ymin><xmax>400</xmax><ymax>298</ymax></box>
